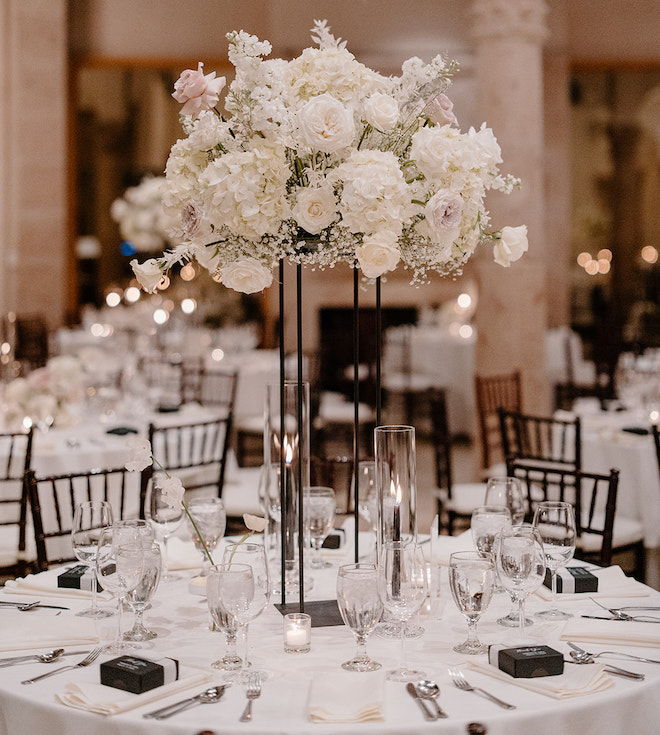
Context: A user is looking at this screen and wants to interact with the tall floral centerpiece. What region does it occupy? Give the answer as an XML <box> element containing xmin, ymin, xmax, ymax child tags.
<box><xmin>131</xmin><ymin>20</ymin><xmax>527</xmax><ymax>296</ymax></box>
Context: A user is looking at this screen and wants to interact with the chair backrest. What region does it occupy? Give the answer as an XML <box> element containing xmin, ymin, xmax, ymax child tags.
<box><xmin>180</xmin><ymin>365</ymin><xmax>239</xmax><ymax>413</ymax></box>
<box><xmin>0</xmin><ymin>427</ymin><xmax>34</xmax><ymax>563</ymax></box>
<box><xmin>138</xmin><ymin>354</ymin><xmax>184</xmax><ymax>409</ymax></box>
<box><xmin>498</xmin><ymin>408</ymin><xmax>581</xmax><ymax>471</ymax></box>
<box><xmin>474</xmin><ymin>371</ymin><xmax>522</xmax><ymax>470</ymax></box>
<box><xmin>25</xmin><ymin>466</ymin><xmax>142</xmax><ymax>571</ymax></box>
<box><xmin>427</xmin><ymin>387</ymin><xmax>454</xmax><ymax>498</ymax></box>
<box><xmin>652</xmin><ymin>424</ymin><xmax>660</xmax><ymax>481</ymax></box>
<box><xmin>506</xmin><ymin>458</ymin><xmax>619</xmax><ymax>567</ymax></box>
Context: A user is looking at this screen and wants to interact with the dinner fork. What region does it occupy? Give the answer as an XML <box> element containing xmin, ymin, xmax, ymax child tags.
<box><xmin>448</xmin><ymin>668</ymin><xmax>516</xmax><ymax>710</ymax></box>
<box><xmin>239</xmin><ymin>673</ymin><xmax>262</xmax><ymax>722</ymax></box>
<box><xmin>21</xmin><ymin>646</ymin><xmax>103</xmax><ymax>684</ymax></box>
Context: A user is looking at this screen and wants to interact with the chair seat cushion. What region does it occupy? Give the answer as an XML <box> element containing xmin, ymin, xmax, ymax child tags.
<box><xmin>577</xmin><ymin>514</ymin><xmax>644</xmax><ymax>553</ymax></box>
<box><xmin>435</xmin><ymin>482</ymin><xmax>487</xmax><ymax>516</ymax></box>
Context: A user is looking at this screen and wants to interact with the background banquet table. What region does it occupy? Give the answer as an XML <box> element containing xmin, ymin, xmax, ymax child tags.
<box><xmin>0</xmin><ymin>534</ymin><xmax>659</xmax><ymax>735</ymax></box>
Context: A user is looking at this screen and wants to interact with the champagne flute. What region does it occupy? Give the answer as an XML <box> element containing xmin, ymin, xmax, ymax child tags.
<box><xmin>146</xmin><ymin>481</ymin><xmax>185</xmax><ymax>581</ymax></box>
<box><xmin>448</xmin><ymin>551</ymin><xmax>495</xmax><ymax>655</ymax></box>
<box><xmin>484</xmin><ymin>477</ymin><xmax>526</xmax><ymax>524</ymax></box>
<box><xmin>532</xmin><ymin>500</ymin><xmax>576</xmax><ymax>619</ymax></box>
<box><xmin>71</xmin><ymin>500</ymin><xmax>114</xmax><ymax>619</ymax></box>
<box><xmin>304</xmin><ymin>486</ymin><xmax>336</xmax><ymax>569</ymax></box>
<box><xmin>186</xmin><ymin>497</ymin><xmax>226</xmax><ymax>576</ymax></box>
<box><xmin>207</xmin><ymin>574</ymin><xmax>242</xmax><ymax>671</ymax></box>
<box><xmin>494</xmin><ymin>524</ymin><xmax>546</xmax><ymax>641</ymax></box>
<box><xmin>354</xmin><ymin>461</ymin><xmax>378</xmax><ymax>561</ymax></box>
<box><xmin>124</xmin><ymin>542</ymin><xmax>162</xmax><ymax>642</ymax></box>
<box><xmin>96</xmin><ymin>525</ymin><xmax>144</xmax><ymax>654</ymax></box>
<box><xmin>377</xmin><ymin>541</ymin><xmax>428</xmax><ymax>682</ymax></box>
<box><xmin>337</xmin><ymin>563</ymin><xmax>383</xmax><ymax>672</ymax></box>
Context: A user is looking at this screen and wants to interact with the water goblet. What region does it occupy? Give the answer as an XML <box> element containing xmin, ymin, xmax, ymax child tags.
<box><xmin>186</xmin><ymin>497</ymin><xmax>226</xmax><ymax>575</ymax></box>
<box><xmin>471</xmin><ymin>505</ymin><xmax>512</xmax><ymax>561</ymax></box>
<box><xmin>303</xmin><ymin>486</ymin><xmax>336</xmax><ymax>569</ymax></box>
<box><xmin>96</xmin><ymin>525</ymin><xmax>144</xmax><ymax>654</ymax></box>
<box><xmin>494</xmin><ymin>524</ymin><xmax>546</xmax><ymax>641</ymax></box>
<box><xmin>448</xmin><ymin>551</ymin><xmax>495</xmax><ymax>655</ymax></box>
<box><xmin>337</xmin><ymin>563</ymin><xmax>383</xmax><ymax>672</ymax></box>
<box><xmin>124</xmin><ymin>542</ymin><xmax>162</xmax><ymax>642</ymax></box>
<box><xmin>484</xmin><ymin>477</ymin><xmax>525</xmax><ymax>524</ymax></box>
<box><xmin>377</xmin><ymin>541</ymin><xmax>428</xmax><ymax>682</ymax></box>
<box><xmin>146</xmin><ymin>481</ymin><xmax>185</xmax><ymax>581</ymax></box>
<box><xmin>206</xmin><ymin>579</ymin><xmax>242</xmax><ymax>672</ymax></box>
<box><xmin>532</xmin><ymin>500</ymin><xmax>576</xmax><ymax>619</ymax></box>
<box><xmin>71</xmin><ymin>499</ymin><xmax>114</xmax><ymax>619</ymax></box>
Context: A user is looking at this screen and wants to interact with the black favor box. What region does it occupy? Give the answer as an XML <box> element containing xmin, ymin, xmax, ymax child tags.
<box><xmin>489</xmin><ymin>645</ymin><xmax>564</xmax><ymax>678</ymax></box>
<box><xmin>100</xmin><ymin>655</ymin><xmax>179</xmax><ymax>694</ymax></box>
<box><xmin>57</xmin><ymin>564</ymin><xmax>102</xmax><ymax>593</ymax></box>
<box><xmin>543</xmin><ymin>566</ymin><xmax>598</xmax><ymax>593</ymax></box>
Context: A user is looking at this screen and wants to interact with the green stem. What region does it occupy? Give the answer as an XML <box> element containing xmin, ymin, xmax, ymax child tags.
<box><xmin>227</xmin><ymin>531</ymin><xmax>255</xmax><ymax>566</ymax></box>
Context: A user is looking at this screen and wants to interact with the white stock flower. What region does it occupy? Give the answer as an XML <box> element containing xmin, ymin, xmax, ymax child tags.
<box><xmin>356</xmin><ymin>230</ymin><xmax>401</xmax><ymax>278</ymax></box>
<box><xmin>363</xmin><ymin>93</ymin><xmax>399</xmax><ymax>131</ymax></box>
<box><xmin>125</xmin><ymin>437</ymin><xmax>153</xmax><ymax>472</ymax></box>
<box><xmin>221</xmin><ymin>259</ymin><xmax>273</xmax><ymax>294</ymax></box>
<box><xmin>493</xmin><ymin>225</ymin><xmax>529</xmax><ymax>267</ymax></box>
<box><xmin>292</xmin><ymin>185</ymin><xmax>337</xmax><ymax>234</ymax></box>
<box><xmin>157</xmin><ymin>475</ymin><xmax>186</xmax><ymax>509</ymax></box>
<box><xmin>131</xmin><ymin>258</ymin><xmax>164</xmax><ymax>293</ymax></box>
<box><xmin>298</xmin><ymin>93</ymin><xmax>355</xmax><ymax>153</ymax></box>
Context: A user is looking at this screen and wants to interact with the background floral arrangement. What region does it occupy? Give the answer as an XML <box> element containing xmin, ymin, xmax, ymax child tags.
<box><xmin>131</xmin><ymin>20</ymin><xmax>528</xmax><ymax>296</ymax></box>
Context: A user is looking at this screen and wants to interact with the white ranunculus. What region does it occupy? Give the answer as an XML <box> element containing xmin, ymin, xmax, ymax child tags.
<box><xmin>292</xmin><ymin>185</ymin><xmax>337</xmax><ymax>234</ymax></box>
<box><xmin>221</xmin><ymin>259</ymin><xmax>273</xmax><ymax>294</ymax></box>
<box><xmin>157</xmin><ymin>475</ymin><xmax>185</xmax><ymax>508</ymax></box>
<box><xmin>493</xmin><ymin>225</ymin><xmax>529</xmax><ymax>267</ymax></box>
<box><xmin>131</xmin><ymin>258</ymin><xmax>164</xmax><ymax>293</ymax></box>
<box><xmin>356</xmin><ymin>230</ymin><xmax>401</xmax><ymax>278</ymax></box>
<box><xmin>363</xmin><ymin>93</ymin><xmax>399</xmax><ymax>131</ymax></box>
<box><xmin>298</xmin><ymin>93</ymin><xmax>355</xmax><ymax>153</ymax></box>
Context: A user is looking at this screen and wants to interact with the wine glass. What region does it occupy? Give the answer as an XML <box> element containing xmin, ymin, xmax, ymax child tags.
<box><xmin>207</xmin><ymin>573</ymin><xmax>242</xmax><ymax>671</ymax></box>
<box><xmin>212</xmin><ymin>558</ymin><xmax>270</xmax><ymax>683</ymax></box>
<box><xmin>124</xmin><ymin>542</ymin><xmax>162</xmax><ymax>642</ymax></box>
<box><xmin>484</xmin><ymin>477</ymin><xmax>525</xmax><ymax>524</ymax></box>
<box><xmin>186</xmin><ymin>497</ymin><xmax>226</xmax><ymax>575</ymax></box>
<box><xmin>532</xmin><ymin>500</ymin><xmax>576</xmax><ymax>619</ymax></box>
<box><xmin>303</xmin><ymin>486</ymin><xmax>336</xmax><ymax>569</ymax></box>
<box><xmin>471</xmin><ymin>505</ymin><xmax>512</xmax><ymax>561</ymax></box>
<box><xmin>95</xmin><ymin>525</ymin><xmax>144</xmax><ymax>654</ymax></box>
<box><xmin>494</xmin><ymin>524</ymin><xmax>546</xmax><ymax>641</ymax></box>
<box><xmin>71</xmin><ymin>500</ymin><xmax>114</xmax><ymax>619</ymax></box>
<box><xmin>448</xmin><ymin>551</ymin><xmax>495</xmax><ymax>655</ymax></box>
<box><xmin>146</xmin><ymin>481</ymin><xmax>185</xmax><ymax>581</ymax></box>
<box><xmin>336</xmin><ymin>563</ymin><xmax>383</xmax><ymax>672</ymax></box>
<box><xmin>377</xmin><ymin>541</ymin><xmax>428</xmax><ymax>682</ymax></box>
<box><xmin>354</xmin><ymin>461</ymin><xmax>378</xmax><ymax>561</ymax></box>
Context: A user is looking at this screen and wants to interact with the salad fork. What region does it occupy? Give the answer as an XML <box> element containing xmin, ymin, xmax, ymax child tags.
<box><xmin>448</xmin><ymin>667</ymin><xmax>516</xmax><ymax>710</ymax></box>
<box><xmin>21</xmin><ymin>646</ymin><xmax>103</xmax><ymax>684</ymax></box>
<box><xmin>239</xmin><ymin>673</ymin><xmax>262</xmax><ymax>722</ymax></box>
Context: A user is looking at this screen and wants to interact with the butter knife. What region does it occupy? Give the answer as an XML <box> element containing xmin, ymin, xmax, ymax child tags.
<box><xmin>406</xmin><ymin>682</ymin><xmax>436</xmax><ymax>721</ymax></box>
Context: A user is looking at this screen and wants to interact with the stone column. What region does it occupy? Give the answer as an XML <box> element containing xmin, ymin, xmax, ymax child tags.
<box><xmin>469</xmin><ymin>0</ymin><xmax>551</xmax><ymax>413</ymax></box>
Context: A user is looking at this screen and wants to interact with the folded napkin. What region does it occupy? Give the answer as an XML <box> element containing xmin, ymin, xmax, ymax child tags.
<box><xmin>465</xmin><ymin>660</ymin><xmax>613</xmax><ymax>699</ymax></box>
<box><xmin>3</xmin><ymin>567</ymin><xmax>113</xmax><ymax>602</ymax></box>
<box><xmin>307</xmin><ymin>671</ymin><xmax>385</xmax><ymax>723</ymax></box>
<box><xmin>427</xmin><ymin>529</ymin><xmax>475</xmax><ymax>567</ymax></box>
<box><xmin>0</xmin><ymin>615</ymin><xmax>98</xmax><ymax>652</ymax></box>
<box><xmin>560</xmin><ymin>617</ymin><xmax>660</xmax><ymax>648</ymax></box>
<box><xmin>535</xmin><ymin>566</ymin><xmax>651</xmax><ymax>602</ymax></box>
<box><xmin>166</xmin><ymin>537</ymin><xmax>204</xmax><ymax>571</ymax></box>
<box><xmin>56</xmin><ymin>669</ymin><xmax>213</xmax><ymax>716</ymax></box>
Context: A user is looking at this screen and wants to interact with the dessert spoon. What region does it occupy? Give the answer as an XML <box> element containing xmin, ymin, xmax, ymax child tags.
<box><xmin>416</xmin><ymin>680</ymin><xmax>448</xmax><ymax>719</ymax></box>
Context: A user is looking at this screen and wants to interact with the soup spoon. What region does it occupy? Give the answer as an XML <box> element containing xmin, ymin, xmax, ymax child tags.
<box><xmin>0</xmin><ymin>649</ymin><xmax>67</xmax><ymax>667</ymax></box>
<box><xmin>416</xmin><ymin>680</ymin><xmax>448</xmax><ymax>719</ymax></box>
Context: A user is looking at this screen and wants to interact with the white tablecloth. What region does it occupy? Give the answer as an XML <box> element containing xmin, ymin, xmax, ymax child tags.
<box><xmin>0</xmin><ymin>535</ymin><xmax>659</xmax><ymax>734</ymax></box>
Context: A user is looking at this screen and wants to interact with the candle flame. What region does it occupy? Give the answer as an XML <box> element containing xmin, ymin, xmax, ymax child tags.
<box><xmin>284</xmin><ymin>437</ymin><xmax>294</xmax><ymax>465</ymax></box>
<box><xmin>390</xmin><ymin>479</ymin><xmax>402</xmax><ymax>505</ymax></box>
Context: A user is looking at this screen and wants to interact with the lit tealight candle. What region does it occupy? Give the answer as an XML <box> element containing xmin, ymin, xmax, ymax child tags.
<box><xmin>284</xmin><ymin>613</ymin><xmax>311</xmax><ymax>653</ymax></box>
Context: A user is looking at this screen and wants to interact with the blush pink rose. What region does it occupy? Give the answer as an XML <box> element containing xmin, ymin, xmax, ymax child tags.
<box><xmin>424</xmin><ymin>93</ymin><xmax>457</xmax><ymax>126</ymax></box>
<box><xmin>172</xmin><ymin>63</ymin><xmax>226</xmax><ymax>118</ymax></box>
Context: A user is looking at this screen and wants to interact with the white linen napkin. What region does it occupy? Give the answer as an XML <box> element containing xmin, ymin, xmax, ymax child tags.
<box><xmin>427</xmin><ymin>529</ymin><xmax>474</xmax><ymax>566</ymax></box>
<box><xmin>0</xmin><ymin>615</ymin><xmax>98</xmax><ymax>652</ymax></box>
<box><xmin>307</xmin><ymin>671</ymin><xmax>385</xmax><ymax>723</ymax></box>
<box><xmin>560</xmin><ymin>617</ymin><xmax>660</xmax><ymax>648</ymax></box>
<box><xmin>56</xmin><ymin>669</ymin><xmax>213</xmax><ymax>716</ymax></box>
<box><xmin>166</xmin><ymin>537</ymin><xmax>204</xmax><ymax>571</ymax></box>
<box><xmin>3</xmin><ymin>567</ymin><xmax>113</xmax><ymax>601</ymax></box>
<box><xmin>465</xmin><ymin>660</ymin><xmax>613</xmax><ymax>699</ymax></box>
<box><xmin>535</xmin><ymin>566</ymin><xmax>651</xmax><ymax>602</ymax></box>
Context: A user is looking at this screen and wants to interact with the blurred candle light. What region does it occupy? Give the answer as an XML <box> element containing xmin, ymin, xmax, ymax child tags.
<box><xmin>106</xmin><ymin>291</ymin><xmax>121</xmax><ymax>308</ymax></box>
<box><xmin>153</xmin><ymin>308</ymin><xmax>169</xmax><ymax>325</ymax></box>
<box><xmin>181</xmin><ymin>298</ymin><xmax>197</xmax><ymax>314</ymax></box>
<box><xmin>124</xmin><ymin>286</ymin><xmax>141</xmax><ymax>303</ymax></box>
<box><xmin>642</xmin><ymin>246</ymin><xmax>659</xmax><ymax>264</ymax></box>
<box><xmin>180</xmin><ymin>263</ymin><xmax>196</xmax><ymax>281</ymax></box>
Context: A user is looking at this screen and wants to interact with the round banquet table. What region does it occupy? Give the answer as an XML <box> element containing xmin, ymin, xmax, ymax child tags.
<box><xmin>0</xmin><ymin>537</ymin><xmax>660</xmax><ymax>735</ymax></box>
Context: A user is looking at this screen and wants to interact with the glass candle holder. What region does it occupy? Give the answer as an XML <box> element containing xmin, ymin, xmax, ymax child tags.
<box><xmin>283</xmin><ymin>612</ymin><xmax>311</xmax><ymax>653</ymax></box>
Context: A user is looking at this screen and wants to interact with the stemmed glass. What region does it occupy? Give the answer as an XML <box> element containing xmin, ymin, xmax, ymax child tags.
<box><xmin>533</xmin><ymin>500</ymin><xmax>576</xmax><ymax>619</ymax></box>
<box><xmin>304</xmin><ymin>486</ymin><xmax>336</xmax><ymax>569</ymax></box>
<box><xmin>186</xmin><ymin>497</ymin><xmax>226</xmax><ymax>576</ymax></box>
<box><xmin>124</xmin><ymin>542</ymin><xmax>162</xmax><ymax>642</ymax></box>
<box><xmin>471</xmin><ymin>505</ymin><xmax>512</xmax><ymax>562</ymax></box>
<box><xmin>354</xmin><ymin>461</ymin><xmax>378</xmax><ymax>561</ymax></box>
<box><xmin>207</xmin><ymin>577</ymin><xmax>242</xmax><ymax>672</ymax></box>
<box><xmin>484</xmin><ymin>477</ymin><xmax>525</xmax><ymax>524</ymax></box>
<box><xmin>71</xmin><ymin>500</ymin><xmax>114</xmax><ymax>619</ymax></box>
<box><xmin>212</xmin><ymin>556</ymin><xmax>270</xmax><ymax>683</ymax></box>
<box><xmin>377</xmin><ymin>541</ymin><xmax>428</xmax><ymax>682</ymax></box>
<box><xmin>336</xmin><ymin>563</ymin><xmax>383</xmax><ymax>672</ymax></box>
<box><xmin>146</xmin><ymin>482</ymin><xmax>185</xmax><ymax>581</ymax></box>
<box><xmin>95</xmin><ymin>525</ymin><xmax>144</xmax><ymax>654</ymax></box>
<box><xmin>494</xmin><ymin>524</ymin><xmax>546</xmax><ymax>641</ymax></box>
<box><xmin>448</xmin><ymin>551</ymin><xmax>495</xmax><ymax>655</ymax></box>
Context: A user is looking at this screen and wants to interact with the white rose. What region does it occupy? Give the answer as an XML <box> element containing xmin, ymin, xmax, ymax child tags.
<box><xmin>493</xmin><ymin>225</ymin><xmax>529</xmax><ymax>267</ymax></box>
<box><xmin>131</xmin><ymin>258</ymin><xmax>164</xmax><ymax>293</ymax></box>
<box><xmin>356</xmin><ymin>230</ymin><xmax>401</xmax><ymax>278</ymax></box>
<box><xmin>424</xmin><ymin>190</ymin><xmax>463</xmax><ymax>244</ymax></box>
<box><xmin>363</xmin><ymin>93</ymin><xmax>399</xmax><ymax>131</ymax></box>
<box><xmin>292</xmin><ymin>185</ymin><xmax>337</xmax><ymax>234</ymax></box>
<box><xmin>221</xmin><ymin>259</ymin><xmax>273</xmax><ymax>294</ymax></box>
<box><xmin>298</xmin><ymin>93</ymin><xmax>355</xmax><ymax>154</ymax></box>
